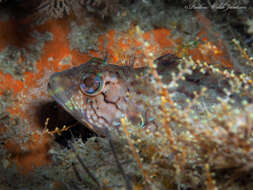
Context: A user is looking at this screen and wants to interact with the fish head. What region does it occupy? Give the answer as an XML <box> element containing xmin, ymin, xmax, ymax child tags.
<box><xmin>48</xmin><ymin>58</ymin><xmax>144</xmax><ymax>136</ymax></box>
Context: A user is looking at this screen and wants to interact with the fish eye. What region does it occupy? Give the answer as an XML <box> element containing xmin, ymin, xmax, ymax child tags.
<box><xmin>80</xmin><ymin>73</ymin><xmax>104</xmax><ymax>96</ymax></box>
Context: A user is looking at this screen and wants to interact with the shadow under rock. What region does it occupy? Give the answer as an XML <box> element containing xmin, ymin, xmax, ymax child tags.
<box><xmin>36</xmin><ymin>101</ymin><xmax>96</xmax><ymax>147</ymax></box>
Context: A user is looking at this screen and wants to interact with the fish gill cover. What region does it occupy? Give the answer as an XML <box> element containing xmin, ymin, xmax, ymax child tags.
<box><xmin>0</xmin><ymin>0</ymin><xmax>253</xmax><ymax>189</ymax></box>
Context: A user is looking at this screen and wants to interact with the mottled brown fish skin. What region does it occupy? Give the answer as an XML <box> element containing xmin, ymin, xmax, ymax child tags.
<box><xmin>48</xmin><ymin>58</ymin><xmax>147</xmax><ymax>136</ymax></box>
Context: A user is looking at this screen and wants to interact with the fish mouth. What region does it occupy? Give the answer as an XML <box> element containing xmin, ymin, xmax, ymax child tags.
<box><xmin>48</xmin><ymin>72</ymin><xmax>71</xmax><ymax>108</ymax></box>
<box><xmin>47</xmin><ymin>66</ymin><xmax>82</xmax><ymax>107</ymax></box>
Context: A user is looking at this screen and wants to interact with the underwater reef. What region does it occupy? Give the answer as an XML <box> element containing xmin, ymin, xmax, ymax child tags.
<box><xmin>0</xmin><ymin>0</ymin><xmax>253</xmax><ymax>189</ymax></box>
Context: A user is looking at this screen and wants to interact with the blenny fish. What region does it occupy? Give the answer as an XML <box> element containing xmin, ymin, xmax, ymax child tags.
<box><xmin>48</xmin><ymin>55</ymin><xmax>178</xmax><ymax>136</ymax></box>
